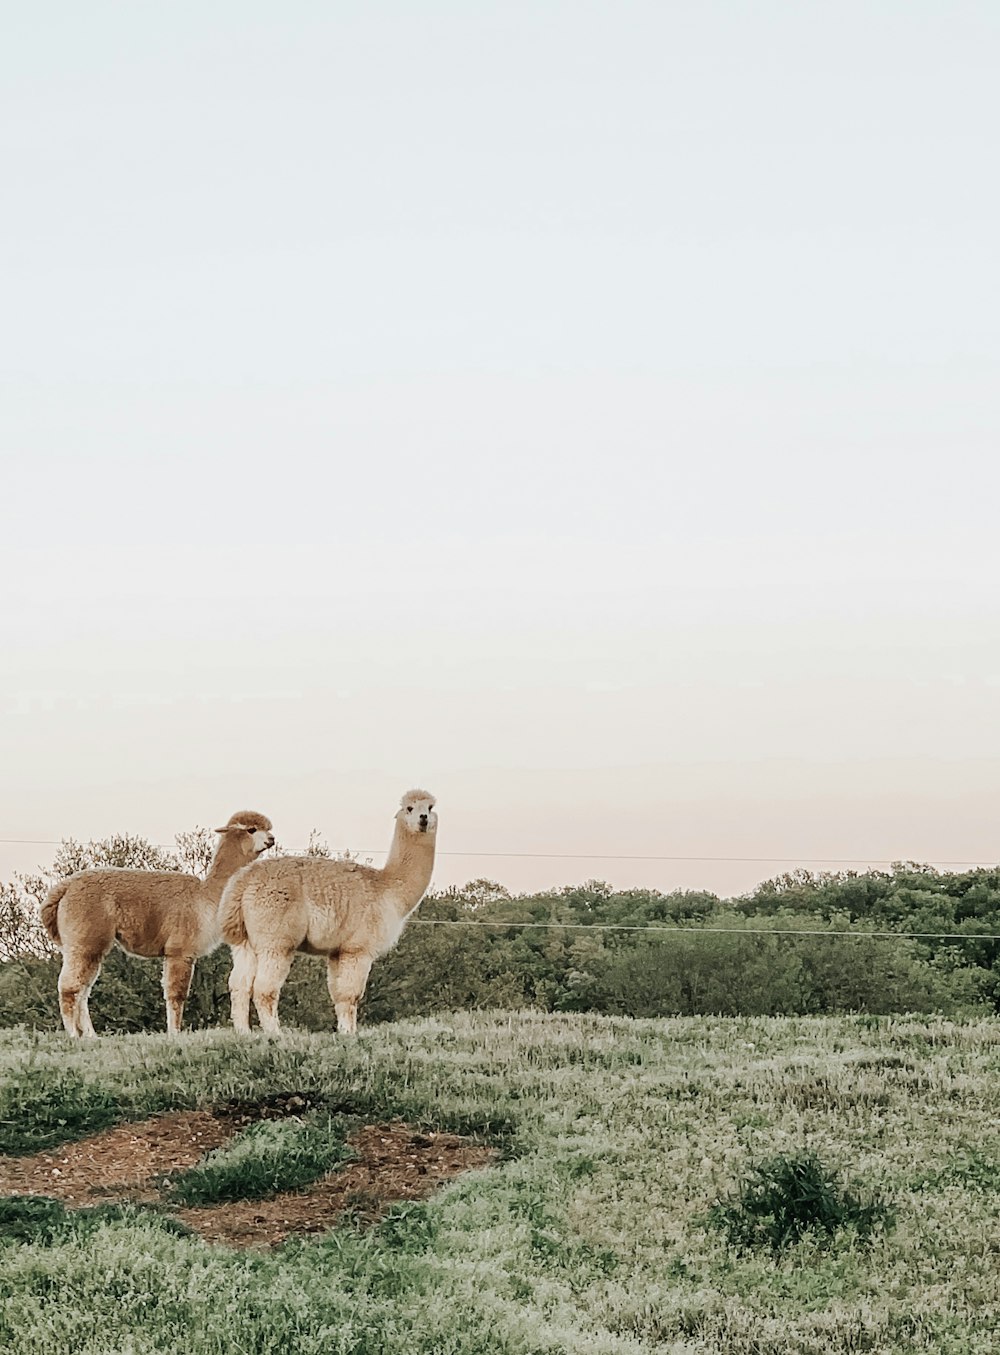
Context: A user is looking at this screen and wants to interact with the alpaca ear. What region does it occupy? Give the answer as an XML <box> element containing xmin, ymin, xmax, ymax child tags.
<box><xmin>214</xmin><ymin>825</ymin><xmax>231</xmax><ymax>833</ymax></box>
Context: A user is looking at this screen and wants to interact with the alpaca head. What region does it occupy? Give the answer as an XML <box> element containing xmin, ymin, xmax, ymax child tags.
<box><xmin>215</xmin><ymin>811</ymin><xmax>275</xmax><ymax>859</ymax></box>
<box><xmin>396</xmin><ymin>789</ymin><xmax>437</xmax><ymax>838</ymax></box>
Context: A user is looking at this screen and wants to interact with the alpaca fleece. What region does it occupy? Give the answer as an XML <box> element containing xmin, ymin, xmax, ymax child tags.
<box><xmin>222</xmin><ymin>790</ymin><xmax>437</xmax><ymax>1034</ymax></box>
<box><xmin>42</xmin><ymin>810</ymin><xmax>274</xmax><ymax>1037</ymax></box>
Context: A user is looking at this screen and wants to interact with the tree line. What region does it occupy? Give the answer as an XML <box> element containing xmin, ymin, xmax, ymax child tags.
<box><xmin>1</xmin><ymin>831</ymin><xmax>997</xmax><ymax>1033</ymax></box>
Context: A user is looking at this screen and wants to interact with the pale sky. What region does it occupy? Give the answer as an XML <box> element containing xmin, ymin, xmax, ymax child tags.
<box><xmin>2</xmin><ymin>2</ymin><xmax>998</xmax><ymax>898</ymax></box>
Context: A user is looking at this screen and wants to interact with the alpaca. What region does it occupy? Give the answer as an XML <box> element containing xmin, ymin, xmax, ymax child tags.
<box><xmin>41</xmin><ymin>811</ymin><xmax>274</xmax><ymax>1038</ymax></box>
<box><xmin>221</xmin><ymin>790</ymin><xmax>437</xmax><ymax>1034</ymax></box>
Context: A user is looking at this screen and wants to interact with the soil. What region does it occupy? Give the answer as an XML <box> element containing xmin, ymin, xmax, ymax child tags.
<box><xmin>0</xmin><ymin>1102</ymin><xmax>494</xmax><ymax>1249</ymax></box>
<box><xmin>176</xmin><ymin>1123</ymin><xmax>493</xmax><ymax>1247</ymax></box>
<box><xmin>0</xmin><ymin>1111</ymin><xmax>231</xmax><ymax>1207</ymax></box>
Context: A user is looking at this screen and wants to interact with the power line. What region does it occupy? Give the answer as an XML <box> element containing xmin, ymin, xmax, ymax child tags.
<box><xmin>0</xmin><ymin>837</ymin><xmax>995</xmax><ymax>868</ymax></box>
<box><xmin>412</xmin><ymin>851</ymin><xmax>997</xmax><ymax>867</ymax></box>
<box><xmin>412</xmin><ymin>919</ymin><xmax>1000</xmax><ymax>941</ymax></box>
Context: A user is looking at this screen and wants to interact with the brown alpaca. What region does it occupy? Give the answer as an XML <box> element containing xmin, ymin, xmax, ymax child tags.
<box><xmin>41</xmin><ymin>811</ymin><xmax>274</xmax><ymax>1038</ymax></box>
<box><xmin>221</xmin><ymin>790</ymin><xmax>437</xmax><ymax>1034</ymax></box>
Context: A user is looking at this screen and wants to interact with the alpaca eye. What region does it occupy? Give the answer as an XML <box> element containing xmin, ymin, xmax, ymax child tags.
<box><xmin>406</xmin><ymin>807</ymin><xmax>412</xmax><ymax>813</ymax></box>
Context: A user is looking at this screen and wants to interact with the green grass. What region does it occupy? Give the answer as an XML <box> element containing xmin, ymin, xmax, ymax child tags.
<box><xmin>167</xmin><ymin>1114</ymin><xmax>352</xmax><ymax>1205</ymax></box>
<box><xmin>0</xmin><ymin>1064</ymin><xmax>120</xmax><ymax>1154</ymax></box>
<box><xmin>0</xmin><ymin>1011</ymin><xmax>998</xmax><ymax>1353</ymax></box>
<box><xmin>0</xmin><ymin>1195</ymin><xmax>194</xmax><ymax>1244</ymax></box>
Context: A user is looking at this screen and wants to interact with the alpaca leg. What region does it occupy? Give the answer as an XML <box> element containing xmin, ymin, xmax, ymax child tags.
<box><xmin>58</xmin><ymin>953</ymin><xmax>102</xmax><ymax>1039</ymax></box>
<box><xmin>326</xmin><ymin>951</ymin><xmax>373</xmax><ymax>1035</ymax></box>
<box><xmin>252</xmin><ymin>950</ymin><xmax>294</xmax><ymax>1033</ymax></box>
<box><xmin>162</xmin><ymin>955</ymin><xmax>195</xmax><ymax>1036</ymax></box>
<box><xmin>228</xmin><ymin>946</ymin><xmax>258</xmax><ymax>1034</ymax></box>
<box><xmin>77</xmin><ymin>976</ymin><xmax>99</xmax><ymax>1039</ymax></box>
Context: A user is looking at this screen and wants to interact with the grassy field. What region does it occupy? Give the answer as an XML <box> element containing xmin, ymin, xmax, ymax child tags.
<box><xmin>1</xmin><ymin>1011</ymin><xmax>999</xmax><ymax>1354</ymax></box>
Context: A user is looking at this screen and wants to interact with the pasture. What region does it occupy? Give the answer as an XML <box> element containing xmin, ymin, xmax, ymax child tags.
<box><xmin>0</xmin><ymin>1011</ymin><xmax>998</xmax><ymax>1354</ymax></box>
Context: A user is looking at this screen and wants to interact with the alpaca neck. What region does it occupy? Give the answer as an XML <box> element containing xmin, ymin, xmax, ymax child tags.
<box><xmin>201</xmin><ymin>837</ymin><xmax>247</xmax><ymax>906</ymax></box>
<box><xmin>380</xmin><ymin>824</ymin><xmax>436</xmax><ymax>918</ymax></box>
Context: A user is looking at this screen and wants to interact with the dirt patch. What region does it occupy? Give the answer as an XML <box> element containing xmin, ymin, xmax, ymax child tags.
<box><xmin>176</xmin><ymin>1123</ymin><xmax>494</xmax><ymax>1247</ymax></box>
<box><xmin>0</xmin><ymin>1111</ymin><xmax>231</xmax><ymax>1207</ymax></box>
<box><xmin>0</xmin><ymin>1107</ymin><xmax>494</xmax><ymax>1248</ymax></box>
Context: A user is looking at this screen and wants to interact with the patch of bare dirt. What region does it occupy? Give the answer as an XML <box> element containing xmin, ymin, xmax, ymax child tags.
<box><xmin>0</xmin><ymin>1111</ymin><xmax>231</xmax><ymax>1206</ymax></box>
<box><xmin>0</xmin><ymin>1107</ymin><xmax>494</xmax><ymax>1248</ymax></box>
<box><xmin>176</xmin><ymin>1124</ymin><xmax>494</xmax><ymax>1248</ymax></box>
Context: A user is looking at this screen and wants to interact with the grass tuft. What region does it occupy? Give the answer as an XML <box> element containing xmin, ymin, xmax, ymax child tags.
<box><xmin>710</xmin><ymin>1150</ymin><xmax>893</xmax><ymax>1252</ymax></box>
<box><xmin>167</xmin><ymin>1114</ymin><xmax>352</xmax><ymax>1206</ymax></box>
<box><xmin>374</xmin><ymin>1200</ymin><xmax>439</xmax><ymax>1251</ymax></box>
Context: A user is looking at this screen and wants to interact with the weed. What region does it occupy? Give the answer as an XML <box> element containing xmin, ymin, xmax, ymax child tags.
<box><xmin>710</xmin><ymin>1151</ymin><xmax>893</xmax><ymax>1252</ymax></box>
<box><xmin>375</xmin><ymin>1201</ymin><xmax>439</xmax><ymax>1250</ymax></box>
